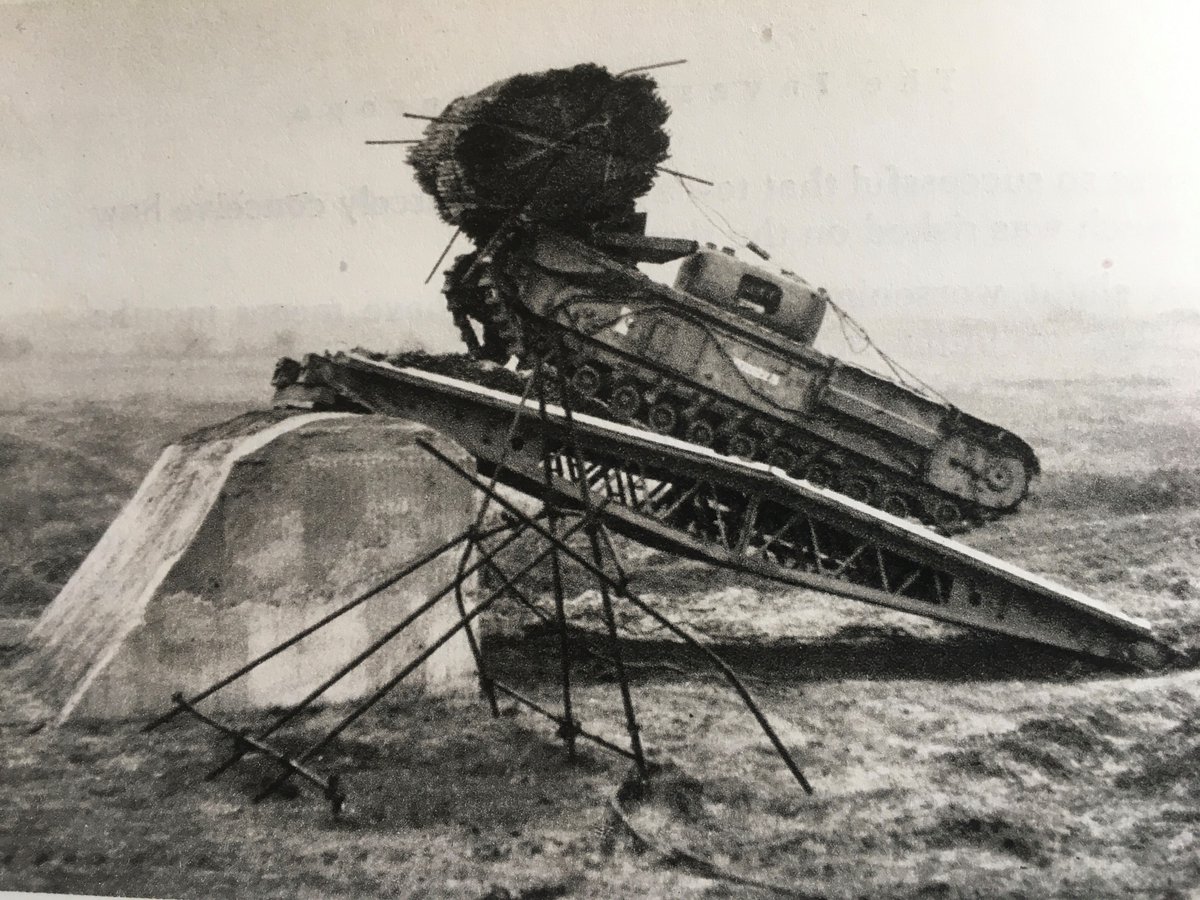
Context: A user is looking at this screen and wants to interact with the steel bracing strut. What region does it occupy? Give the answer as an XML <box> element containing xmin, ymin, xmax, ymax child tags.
<box><xmin>147</xmin><ymin>356</ymin><xmax>817</xmax><ymax>811</ymax></box>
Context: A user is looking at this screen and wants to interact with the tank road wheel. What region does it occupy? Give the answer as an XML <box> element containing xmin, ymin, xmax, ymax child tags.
<box><xmin>610</xmin><ymin>383</ymin><xmax>643</xmax><ymax>422</ymax></box>
<box><xmin>536</xmin><ymin>374</ymin><xmax>562</xmax><ymax>404</ymax></box>
<box><xmin>767</xmin><ymin>448</ymin><xmax>799</xmax><ymax>475</ymax></box>
<box><xmin>685</xmin><ymin>419</ymin><xmax>717</xmax><ymax>448</ymax></box>
<box><xmin>803</xmin><ymin>463</ymin><xmax>835</xmax><ymax>489</ymax></box>
<box><xmin>648</xmin><ymin>401</ymin><xmax>679</xmax><ymax>435</ymax></box>
<box><xmin>570</xmin><ymin>364</ymin><xmax>603</xmax><ymax>399</ymax></box>
<box><xmin>929</xmin><ymin>499</ymin><xmax>964</xmax><ymax>533</ymax></box>
<box><xmin>880</xmin><ymin>493</ymin><xmax>911</xmax><ymax>518</ymax></box>
<box><xmin>728</xmin><ymin>433</ymin><xmax>759</xmax><ymax>460</ymax></box>
<box><xmin>838</xmin><ymin>474</ymin><xmax>878</xmax><ymax>505</ymax></box>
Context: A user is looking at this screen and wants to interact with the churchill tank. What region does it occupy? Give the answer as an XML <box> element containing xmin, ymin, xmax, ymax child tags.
<box><xmin>307</xmin><ymin>61</ymin><xmax>1042</xmax><ymax>532</ymax></box>
<box><xmin>440</xmin><ymin>220</ymin><xmax>1038</xmax><ymax>531</ymax></box>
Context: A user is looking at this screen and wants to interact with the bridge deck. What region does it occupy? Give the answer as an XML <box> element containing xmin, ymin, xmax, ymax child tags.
<box><xmin>300</xmin><ymin>351</ymin><xmax>1172</xmax><ymax>669</ymax></box>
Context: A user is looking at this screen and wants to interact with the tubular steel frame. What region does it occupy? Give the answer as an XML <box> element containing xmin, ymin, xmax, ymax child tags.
<box><xmin>148</xmin><ymin>333</ymin><xmax>1176</xmax><ymax>813</ymax></box>
<box><xmin>146</xmin><ymin>350</ymin><xmax>814</xmax><ymax>815</ymax></box>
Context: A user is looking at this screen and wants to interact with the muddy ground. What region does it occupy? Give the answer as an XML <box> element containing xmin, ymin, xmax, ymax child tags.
<box><xmin>2</xmin><ymin>317</ymin><xmax>1199</xmax><ymax>898</ymax></box>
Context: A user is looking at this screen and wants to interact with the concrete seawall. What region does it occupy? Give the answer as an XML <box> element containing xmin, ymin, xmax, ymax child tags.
<box><xmin>26</xmin><ymin>411</ymin><xmax>480</xmax><ymax>723</ymax></box>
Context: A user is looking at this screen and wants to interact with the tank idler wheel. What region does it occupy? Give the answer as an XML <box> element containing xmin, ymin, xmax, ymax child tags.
<box><xmin>728</xmin><ymin>433</ymin><xmax>759</xmax><ymax>460</ymax></box>
<box><xmin>767</xmin><ymin>448</ymin><xmax>799</xmax><ymax>475</ymax></box>
<box><xmin>570</xmin><ymin>365</ymin><xmax>603</xmax><ymax>399</ymax></box>
<box><xmin>979</xmin><ymin>455</ymin><xmax>1030</xmax><ymax>508</ymax></box>
<box><xmin>685</xmin><ymin>419</ymin><xmax>717</xmax><ymax>448</ymax></box>
<box><xmin>648</xmin><ymin>401</ymin><xmax>679</xmax><ymax>435</ymax></box>
<box><xmin>838</xmin><ymin>474</ymin><xmax>878</xmax><ymax>505</ymax></box>
<box><xmin>803</xmin><ymin>463</ymin><xmax>835</xmax><ymax>489</ymax></box>
<box><xmin>985</xmin><ymin>464</ymin><xmax>1017</xmax><ymax>492</ymax></box>
<box><xmin>880</xmin><ymin>493</ymin><xmax>911</xmax><ymax>518</ymax></box>
<box><xmin>610</xmin><ymin>383</ymin><xmax>643</xmax><ymax>422</ymax></box>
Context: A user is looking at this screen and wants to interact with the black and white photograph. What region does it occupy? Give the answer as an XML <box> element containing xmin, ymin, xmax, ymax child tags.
<box><xmin>2</xmin><ymin>1</ymin><xmax>1199</xmax><ymax>896</ymax></box>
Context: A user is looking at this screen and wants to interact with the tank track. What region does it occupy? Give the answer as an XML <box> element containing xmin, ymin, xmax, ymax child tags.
<box><xmin>552</xmin><ymin>345</ymin><xmax>998</xmax><ymax>532</ymax></box>
<box><xmin>444</xmin><ymin>248</ymin><xmax>1021</xmax><ymax>534</ymax></box>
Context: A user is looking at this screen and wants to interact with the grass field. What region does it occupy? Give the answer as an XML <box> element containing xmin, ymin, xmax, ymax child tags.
<box><xmin>2</xmin><ymin>316</ymin><xmax>1199</xmax><ymax>898</ymax></box>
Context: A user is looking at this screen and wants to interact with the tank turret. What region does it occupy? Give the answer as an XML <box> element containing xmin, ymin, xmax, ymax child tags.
<box><xmin>674</xmin><ymin>247</ymin><xmax>827</xmax><ymax>347</ymax></box>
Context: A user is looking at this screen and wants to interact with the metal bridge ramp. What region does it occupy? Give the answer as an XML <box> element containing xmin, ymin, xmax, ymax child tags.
<box><xmin>303</xmin><ymin>352</ymin><xmax>1172</xmax><ymax>670</ymax></box>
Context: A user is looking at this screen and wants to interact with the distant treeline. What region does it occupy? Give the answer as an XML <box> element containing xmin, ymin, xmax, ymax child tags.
<box><xmin>3</xmin><ymin>304</ymin><xmax>449</xmax><ymax>360</ymax></box>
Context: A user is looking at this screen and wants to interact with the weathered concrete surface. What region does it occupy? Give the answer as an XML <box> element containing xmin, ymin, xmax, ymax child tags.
<box><xmin>26</xmin><ymin>411</ymin><xmax>480</xmax><ymax>723</ymax></box>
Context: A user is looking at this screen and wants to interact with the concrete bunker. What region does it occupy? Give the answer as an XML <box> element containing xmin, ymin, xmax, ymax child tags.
<box><xmin>25</xmin><ymin>411</ymin><xmax>480</xmax><ymax>724</ymax></box>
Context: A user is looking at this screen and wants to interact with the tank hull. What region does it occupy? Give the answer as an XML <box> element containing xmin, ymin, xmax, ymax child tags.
<box><xmin>453</xmin><ymin>227</ymin><xmax>1038</xmax><ymax>529</ymax></box>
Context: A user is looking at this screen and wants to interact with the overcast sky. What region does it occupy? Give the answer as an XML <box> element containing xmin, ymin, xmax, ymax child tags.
<box><xmin>2</xmin><ymin>0</ymin><xmax>1198</xmax><ymax>338</ymax></box>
